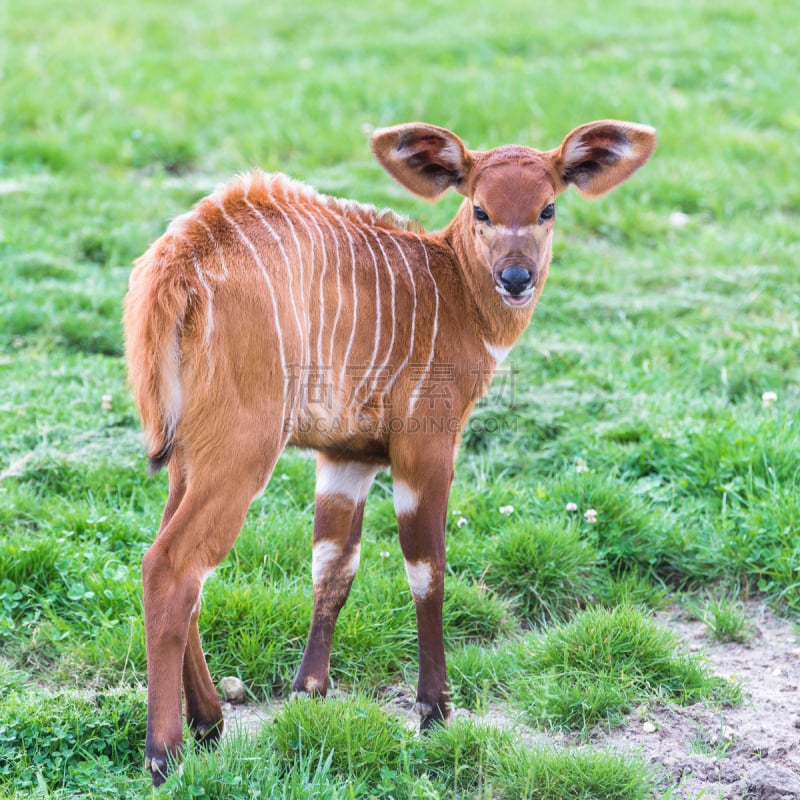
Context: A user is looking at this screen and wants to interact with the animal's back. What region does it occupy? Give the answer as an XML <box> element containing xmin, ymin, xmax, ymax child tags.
<box><xmin>124</xmin><ymin>170</ymin><xmax>444</xmax><ymax>467</ymax></box>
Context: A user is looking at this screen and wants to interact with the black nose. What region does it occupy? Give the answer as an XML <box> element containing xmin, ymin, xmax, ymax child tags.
<box><xmin>499</xmin><ymin>267</ymin><xmax>533</xmax><ymax>296</ymax></box>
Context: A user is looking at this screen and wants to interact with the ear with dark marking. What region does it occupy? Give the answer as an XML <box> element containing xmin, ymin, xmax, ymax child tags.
<box><xmin>552</xmin><ymin>120</ymin><xmax>656</xmax><ymax>198</ymax></box>
<box><xmin>371</xmin><ymin>123</ymin><xmax>473</xmax><ymax>201</ymax></box>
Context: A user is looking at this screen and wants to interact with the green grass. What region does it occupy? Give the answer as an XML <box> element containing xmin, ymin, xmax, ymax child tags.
<box><xmin>164</xmin><ymin>698</ymin><xmax>662</xmax><ymax>799</ymax></box>
<box><xmin>511</xmin><ymin>606</ymin><xmax>737</xmax><ymax>730</ymax></box>
<box><xmin>689</xmin><ymin>589</ymin><xmax>754</xmax><ymax>643</ymax></box>
<box><xmin>0</xmin><ymin>687</ymin><xmax>146</xmax><ymax>798</ymax></box>
<box><xmin>1</xmin><ymin>0</ymin><xmax>798</xmax><ymax>796</ymax></box>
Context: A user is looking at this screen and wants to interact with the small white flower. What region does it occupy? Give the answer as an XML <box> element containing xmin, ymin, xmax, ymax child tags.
<box><xmin>101</xmin><ymin>394</ymin><xmax>113</xmax><ymax>411</ymax></box>
<box><xmin>566</xmin><ymin>502</ymin><xmax>579</xmax><ymax>513</ymax></box>
<box><xmin>456</xmin><ymin>517</ymin><xmax>469</xmax><ymax>528</ymax></box>
<box><xmin>669</xmin><ymin>211</ymin><xmax>690</xmax><ymax>228</ymax></box>
<box><xmin>584</xmin><ymin>509</ymin><xmax>598</xmax><ymax>523</ymax></box>
<box><xmin>761</xmin><ymin>391</ymin><xmax>777</xmax><ymax>409</ymax></box>
<box><xmin>498</xmin><ymin>505</ymin><xmax>514</xmax><ymax>516</ymax></box>
<box><xmin>379</xmin><ymin>551</ymin><xmax>390</xmax><ymax>559</ymax></box>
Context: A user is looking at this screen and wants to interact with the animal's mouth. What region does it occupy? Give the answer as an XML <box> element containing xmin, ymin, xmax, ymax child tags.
<box><xmin>495</xmin><ymin>285</ymin><xmax>535</xmax><ymax>308</ymax></box>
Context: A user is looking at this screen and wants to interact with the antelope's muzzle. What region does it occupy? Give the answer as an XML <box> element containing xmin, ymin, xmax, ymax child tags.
<box><xmin>495</xmin><ymin>266</ymin><xmax>536</xmax><ymax>307</ymax></box>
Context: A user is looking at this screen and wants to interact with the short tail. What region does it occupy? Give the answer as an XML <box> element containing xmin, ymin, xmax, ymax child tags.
<box><xmin>123</xmin><ymin>236</ymin><xmax>193</xmax><ymax>473</ymax></box>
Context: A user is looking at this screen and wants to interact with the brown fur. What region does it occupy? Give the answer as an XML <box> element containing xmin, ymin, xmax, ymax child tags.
<box><xmin>124</xmin><ymin>120</ymin><xmax>655</xmax><ymax>785</ymax></box>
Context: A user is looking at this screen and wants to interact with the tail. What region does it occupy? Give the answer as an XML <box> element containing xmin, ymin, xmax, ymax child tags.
<box><xmin>123</xmin><ymin>236</ymin><xmax>193</xmax><ymax>473</ymax></box>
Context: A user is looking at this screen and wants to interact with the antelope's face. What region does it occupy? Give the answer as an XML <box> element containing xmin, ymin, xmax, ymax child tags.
<box><xmin>371</xmin><ymin>118</ymin><xmax>656</xmax><ymax>307</ymax></box>
<box><xmin>468</xmin><ymin>153</ymin><xmax>559</xmax><ymax>309</ymax></box>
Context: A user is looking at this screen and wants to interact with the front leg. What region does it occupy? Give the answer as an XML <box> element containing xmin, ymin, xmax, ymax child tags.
<box><xmin>392</xmin><ymin>447</ymin><xmax>454</xmax><ymax>728</ymax></box>
<box><xmin>293</xmin><ymin>456</ymin><xmax>378</xmax><ymax>696</ymax></box>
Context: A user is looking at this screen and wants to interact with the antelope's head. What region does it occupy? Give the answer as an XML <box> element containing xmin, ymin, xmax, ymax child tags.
<box><xmin>372</xmin><ymin>120</ymin><xmax>656</xmax><ymax>309</ymax></box>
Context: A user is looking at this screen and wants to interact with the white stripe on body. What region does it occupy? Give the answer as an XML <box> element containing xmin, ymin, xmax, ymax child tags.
<box><xmin>267</xmin><ymin>189</ymin><xmax>312</xmax><ymax>373</ymax></box>
<box><xmin>350</xmin><ymin>226</ymin><xmax>383</xmax><ymax>407</ymax></box>
<box><xmin>291</xmin><ymin>204</ymin><xmax>330</xmax><ymax>379</ymax></box>
<box><xmin>195</xmin><ymin>215</ymin><xmax>229</xmax><ymax>281</ymax></box>
<box><xmin>214</xmin><ymin>199</ymin><xmax>289</xmax><ymax>419</ymax></box>
<box><xmin>248</xmin><ymin>192</ymin><xmax>308</xmax><ymax>413</ymax></box>
<box><xmin>336</xmin><ymin>217</ymin><xmax>360</xmax><ymax>415</ymax></box>
<box><xmin>320</xmin><ymin>215</ymin><xmax>344</xmax><ymax>409</ymax></box>
<box><xmin>368</xmin><ymin>228</ymin><xmax>398</xmax><ymax>409</ymax></box>
<box><xmin>382</xmin><ymin>235</ymin><xmax>417</xmax><ymax>395</ymax></box>
<box><xmin>407</xmin><ymin>234</ymin><xmax>440</xmax><ymax>414</ymax></box>
<box><xmin>172</xmin><ymin>234</ymin><xmax>215</xmax><ymax>346</ymax></box>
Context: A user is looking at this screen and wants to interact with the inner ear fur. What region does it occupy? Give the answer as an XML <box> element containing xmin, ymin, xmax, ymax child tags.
<box><xmin>371</xmin><ymin>123</ymin><xmax>473</xmax><ymax>201</ymax></box>
<box><xmin>552</xmin><ymin>120</ymin><xmax>657</xmax><ymax>198</ymax></box>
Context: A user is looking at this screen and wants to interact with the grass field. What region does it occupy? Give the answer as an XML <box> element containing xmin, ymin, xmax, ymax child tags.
<box><xmin>1</xmin><ymin>0</ymin><xmax>798</xmax><ymax>797</ymax></box>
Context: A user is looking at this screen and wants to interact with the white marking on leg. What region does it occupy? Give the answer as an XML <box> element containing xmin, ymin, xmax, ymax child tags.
<box><xmin>191</xmin><ymin>567</ymin><xmax>216</xmax><ymax>615</ymax></box>
<box><xmin>404</xmin><ymin>559</ymin><xmax>432</xmax><ymax>600</ymax></box>
<box><xmin>312</xmin><ymin>540</ymin><xmax>341</xmax><ymax>585</ymax></box>
<box><xmin>311</xmin><ymin>541</ymin><xmax>361</xmax><ymax>587</ymax></box>
<box><xmin>346</xmin><ymin>542</ymin><xmax>361</xmax><ymax>578</ymax></box>
<box><xmin>316</xmin><ymin>461</ymin><xmax>377</xmax><ymax>504</ymax></box>
<box><xmin>393</xmin><ymin>480</ymin><xmax>419</xmax><ymax>518</ymax></box>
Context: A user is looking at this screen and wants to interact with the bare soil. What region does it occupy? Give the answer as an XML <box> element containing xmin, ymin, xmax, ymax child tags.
<box><xmin>594</xmin><ymin>604</ymin><xmax>800</xmax><ymax>800</ymax></box>
<box><xmin>221</xmin><ymin>602</ymin><xmax>800</xmax><ymax>799</ymax></box>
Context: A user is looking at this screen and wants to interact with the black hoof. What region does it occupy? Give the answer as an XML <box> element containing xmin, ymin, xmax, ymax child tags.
<box><xmin>417</xmin><ymin>700</ymin><xmax>450</xmax><ymax>731</ymax></box>
<box><xmin>189</xmin><ymin>717</ymin><xmax>224</xmax><ymax>749</ymax></box>
<box><xmin>145</xmin><ymin>754</ymin><xmax>170</xmax><ymax>787</ymax></box>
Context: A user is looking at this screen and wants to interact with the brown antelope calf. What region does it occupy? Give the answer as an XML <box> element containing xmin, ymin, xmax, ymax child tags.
<box><xmin>124</xmin><ymin>119</ymin><xmax>655</xmax><ymax>784</ymax></box>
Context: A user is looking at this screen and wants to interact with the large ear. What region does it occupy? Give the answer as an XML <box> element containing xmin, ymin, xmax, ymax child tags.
<box><xmin>552</xmin><ymin>120</ymin><xmax>656</xmax><ymax>198</ymax></box>
<box><xmin>371</xmin><ymin>123</ymin><xmax>473</xmax><ymax>200</ymax></box>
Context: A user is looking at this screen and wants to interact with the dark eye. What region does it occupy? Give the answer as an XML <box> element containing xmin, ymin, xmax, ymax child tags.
<box><xmin>473</xmin><ymin>206</ymin><xmax>490</xmax><ymax>223</ymax></box>
<box><xmin>539</xmin><ymin>203</ymin><xmax>555</xmax><ymax>223</ymax></box>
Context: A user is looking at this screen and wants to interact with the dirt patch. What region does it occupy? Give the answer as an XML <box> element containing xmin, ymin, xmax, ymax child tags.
<box><xmin>221</xmin><ymin>603</ymin><xmax>800</xmax><ymax>797</ymax></box>
<box><xmin>594</xmin><ymin>603</ymin><xmax>800</xmax><ymax>799</ymax></box>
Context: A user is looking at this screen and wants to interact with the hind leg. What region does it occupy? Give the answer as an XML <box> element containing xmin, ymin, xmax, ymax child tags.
<box><xmin>183</xmin><ymin>592</ymin><xmax>224</xmax><ymax>747</ymax></box>
<box><xmin>152</xmin><ymin>456</ymin><xmax>224</xmax><ymax>749</ymax></box>
<box><xmin>143</xmin><ymin>442</ymin><xmax>281</xmax><ymax>786</ymax></box>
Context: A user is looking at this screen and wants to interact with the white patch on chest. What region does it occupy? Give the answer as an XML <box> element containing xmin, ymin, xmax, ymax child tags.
<box><xmin>484</xmin><ymin>341</ymin><xmax>512</xmax><ymax>367</ymax></box>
